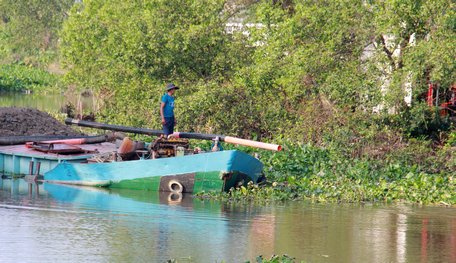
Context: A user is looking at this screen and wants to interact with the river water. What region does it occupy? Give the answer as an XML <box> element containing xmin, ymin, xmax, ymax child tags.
<box><xmin>0</xmin><ymin>179</ymin><xmax>455</xmax><ymax>263</ymax></box>
<box><xmin>0</xmin><ymin>92</ymin><xmax>93</xmax><ymax>113</ymax></box>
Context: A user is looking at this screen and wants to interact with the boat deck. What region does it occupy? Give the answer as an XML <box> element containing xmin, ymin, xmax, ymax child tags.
<box><xmin>0</xmin><ymin>142</ymin><xmax>116</xmax><ymax>160</ymax></box>
<box><xmin>0</xmin><ymin>143</ymin><xmax>117</xmax><ymax>177</ymax></box>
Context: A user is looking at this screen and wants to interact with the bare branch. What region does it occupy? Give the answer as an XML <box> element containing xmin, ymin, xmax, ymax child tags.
<box><xmin>377</xmin><ymin>34</ymin><xmax>396</xmax><ymax>70</ymax></box>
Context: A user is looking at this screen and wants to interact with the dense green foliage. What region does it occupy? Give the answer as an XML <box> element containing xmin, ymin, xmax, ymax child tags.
<box><xmin>0</xmin><ymin>0</ymin><xmax>73</xmax><ymax>64</ymax></box>
<box><xmin>59</xmin><ymin>0</ymin><xmax>455</xmax><ymax>204</ymax></box>
<box><xmin>198</xmin><ymin>141</ymin><xmax>455</xmax><ymax>204</ymax></box>
<box><xmin>0</xmin><ymin>0</ymin><xmax>73</xmax><ymax>92</ymax></box>
<box><xmin>0</xmin><ymin>64</ymin><xmax>58</xmax><ymax>91</ymax></box>
<box><xmin>60</xmin><ymin>0</ymin><xmax>455</xmax><ymax>140</ymax></box>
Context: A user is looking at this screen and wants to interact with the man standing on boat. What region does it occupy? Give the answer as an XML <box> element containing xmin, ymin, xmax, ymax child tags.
<box><xmin>160</xmin><ymin>83</ymin><xmax>179</xmax><ymax>136</ymax></box>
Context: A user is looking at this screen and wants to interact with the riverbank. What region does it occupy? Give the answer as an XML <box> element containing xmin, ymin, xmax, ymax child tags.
<box><xmin>0</xmin><ymin>106</ymin><xmax>454</xmax><ymax>205</ymax></box>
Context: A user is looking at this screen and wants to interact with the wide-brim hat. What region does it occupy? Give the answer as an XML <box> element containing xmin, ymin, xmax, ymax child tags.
<box><xmin>166</xmin><ymin>83</ymin><xmax>179</xmax><ymax>91</ymax></box>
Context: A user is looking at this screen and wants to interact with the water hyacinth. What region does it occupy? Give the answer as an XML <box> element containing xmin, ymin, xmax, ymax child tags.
<box><xmin>197</xmin><ymin>142</ymin><xmax>456</xmax><ymax>205</ymax></box>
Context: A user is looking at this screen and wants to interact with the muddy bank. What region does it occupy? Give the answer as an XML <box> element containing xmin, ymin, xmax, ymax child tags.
<box><xmin>0</xmin><ymin>107</ymin><xmax>82</xmax><ymax>136</ymax></box>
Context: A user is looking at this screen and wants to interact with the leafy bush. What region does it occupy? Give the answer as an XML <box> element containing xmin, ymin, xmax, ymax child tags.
<box><xmin>0</xmin><ymin>64</ymin><xmax>58</xmax><ymax>92</ymax></box>
<box><xmin>447</xmin><ymin>132</ymin><xmax>456</xmax><ymax>146</ymax></box>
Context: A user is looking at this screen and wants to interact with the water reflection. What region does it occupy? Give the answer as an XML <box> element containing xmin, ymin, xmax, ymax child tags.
<box><xmin>27</xmin><ymin>181</ymin><xmax>40</xmax><ymax>198</ymax></box>
<box><xmin>0</xmin><ymin>92</ymin><xmax>94</xmax><ymax>113</ymax></box>
<box><xmin>0</xmin><ymin>178</ymin><xmax>455</xmax><ymax>263</ymax></box>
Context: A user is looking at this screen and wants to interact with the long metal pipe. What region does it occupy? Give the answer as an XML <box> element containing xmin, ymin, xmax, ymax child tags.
<box><xmin>0</xmin><ymin>135</ymin><xmax>105</xmax><ymax>146</ymax></box>
<box><xmin>65</xmin><ymin>118</ymin><xmax>282</xmax><ymax>151</ymax></box>
<box><xmin>169</xmin><ymin>132</ymin><xmax>282</xmax><ymax>151</ymax></box>
<box><xmin>65</xmin><ymin>118</ymin><xmax>164</xmax><ymax>136</ymax></box>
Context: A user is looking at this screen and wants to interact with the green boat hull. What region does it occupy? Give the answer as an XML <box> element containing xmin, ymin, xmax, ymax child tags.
<box><xmin>109</xmin><ymin>171</ymin><xmax>252</xmax><ymax>192</ymax></box>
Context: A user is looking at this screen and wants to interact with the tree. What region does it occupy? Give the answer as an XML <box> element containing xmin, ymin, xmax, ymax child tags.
<box><xmin>61</xmin><ymin>0</ymin><xmax>249</xmax><ymax>128</ymax></box>
<box><xmin>366</xmin><ymin>0</ymin><xmax>455</xmax><ymax>109</ymax></box>
<box><xmin>0</xmin><ymin>0</ymin><xmax>74</xmax><ymax>64</ymax></box>
<box><xmin>60</xmin><ymin>0</ymin><xmax>455</xmax><ymax>140</ymax></box>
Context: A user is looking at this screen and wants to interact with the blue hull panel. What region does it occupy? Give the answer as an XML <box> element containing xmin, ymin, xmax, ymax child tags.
<box><xmin>44</xmin><ymin>150</ymin><xmax>263</xmax><ymax>188</ymax></box>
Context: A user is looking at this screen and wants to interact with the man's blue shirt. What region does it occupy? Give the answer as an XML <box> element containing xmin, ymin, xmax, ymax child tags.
<box><xmin>161</xmin><ymin>94</ymin><xmax>175</xmax><ymax>117</ymax></box>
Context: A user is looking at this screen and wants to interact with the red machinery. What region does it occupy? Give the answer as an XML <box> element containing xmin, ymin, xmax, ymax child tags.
<box><xmin>427</xmin><ymin>83</ymin><xmax>456</xmax><ymax>118</ymax></box>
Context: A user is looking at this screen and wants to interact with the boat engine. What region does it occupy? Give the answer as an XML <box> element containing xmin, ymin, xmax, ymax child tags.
<box><xmin>150</xmin><ymin>137</ymin><xmax>190</xmax><ymax>158</ymax></box>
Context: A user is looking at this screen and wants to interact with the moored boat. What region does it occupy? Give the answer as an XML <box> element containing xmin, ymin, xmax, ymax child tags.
<box><xmin>44</xmin><ymin>150</ymin><xmax>263</xmax><ymax>193</ymax></box>
<box><xmin>0</xmin><ymin>119</ymin><xmax>280</xmax><ymax>193</ymax></box>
